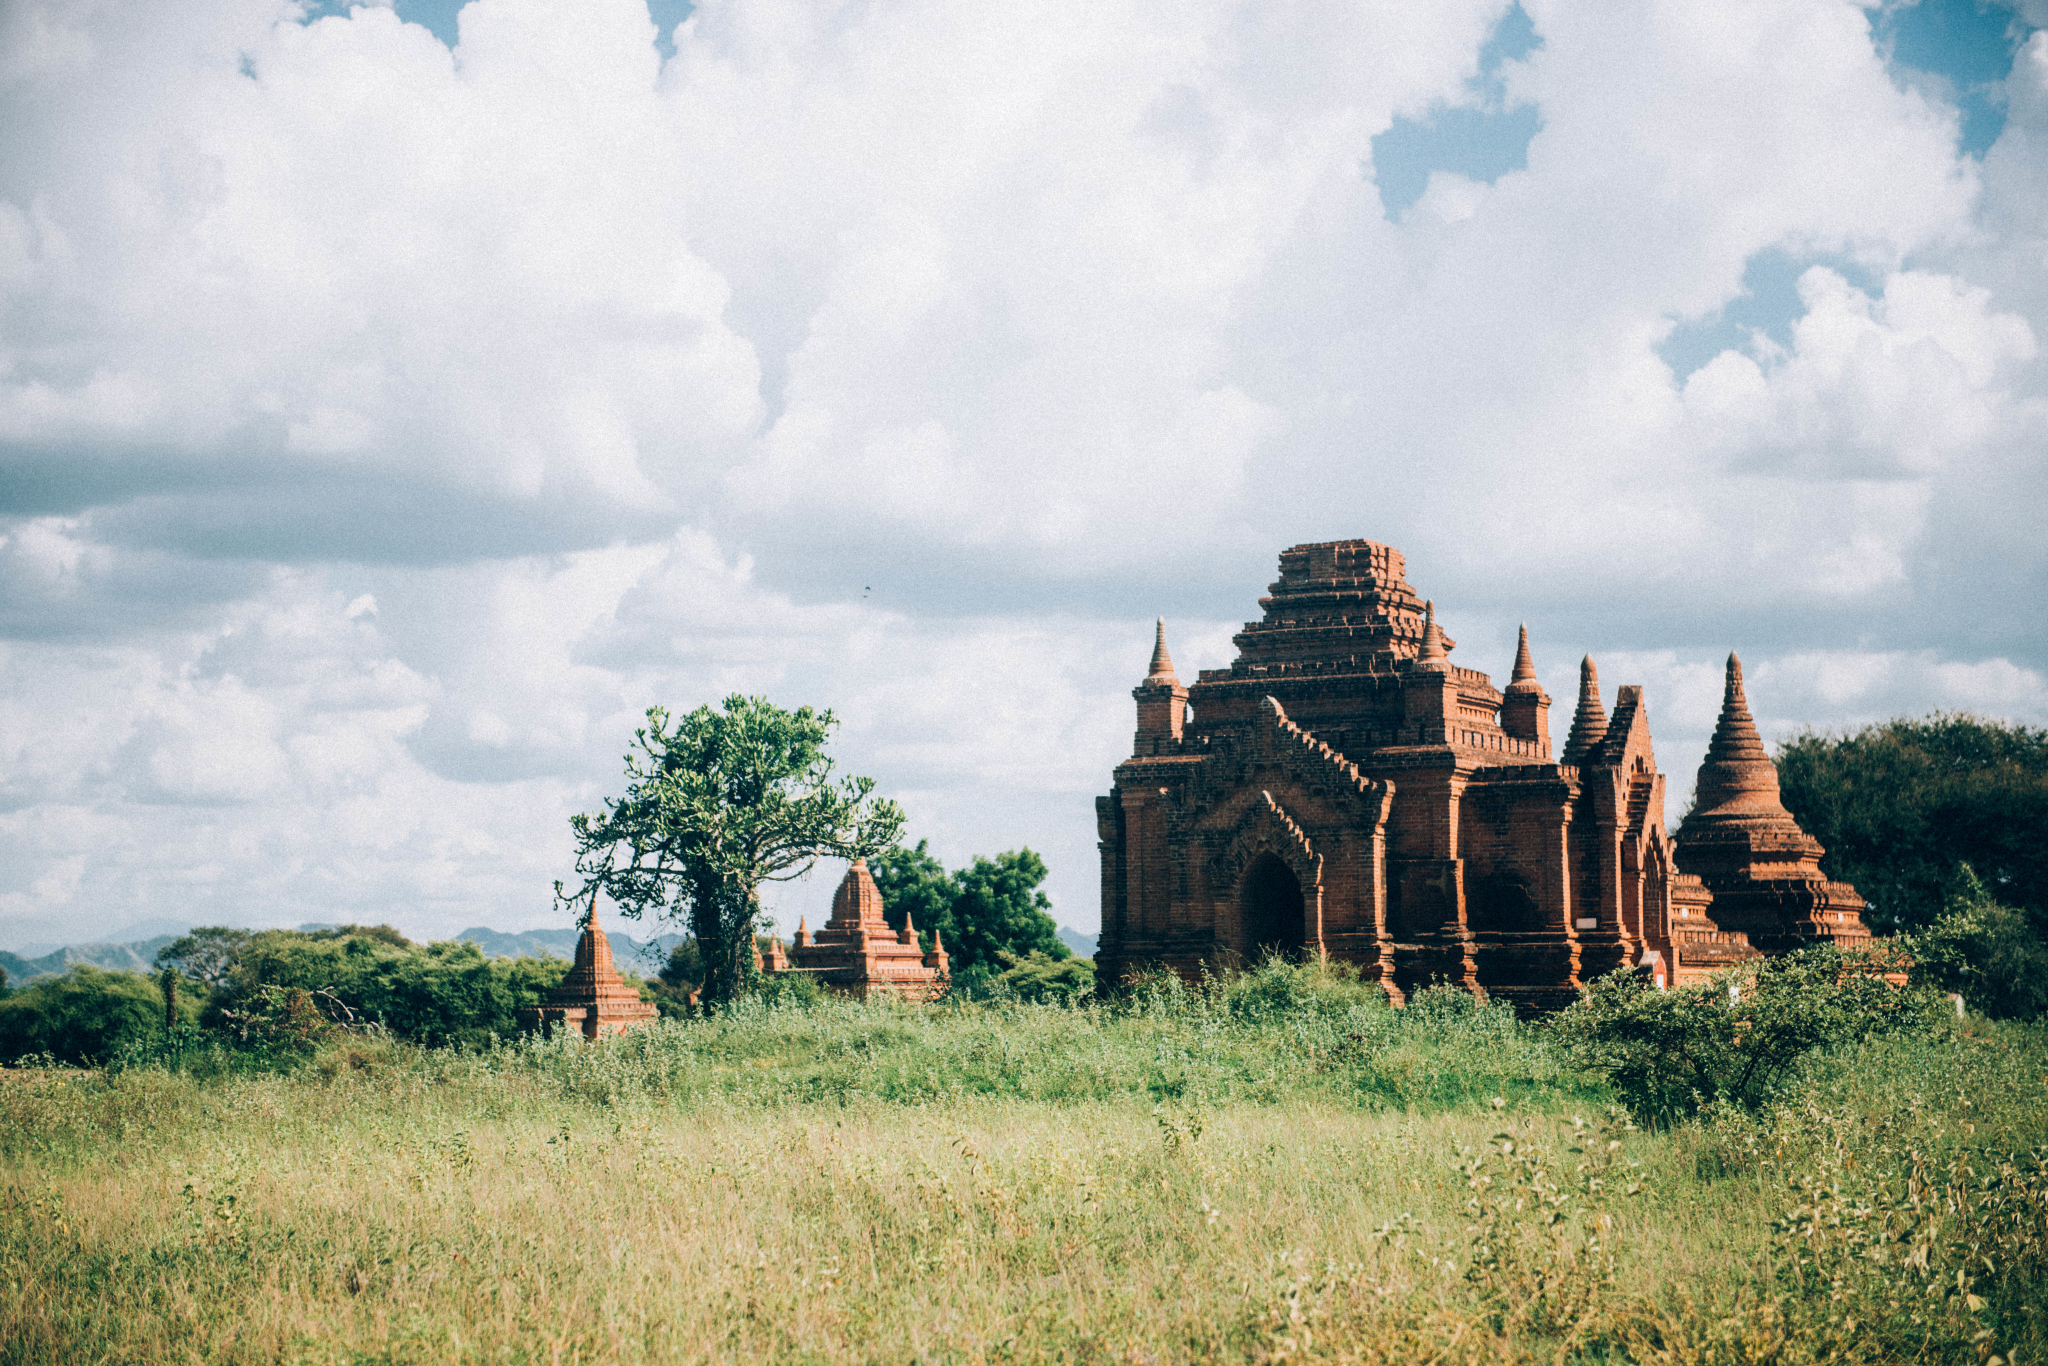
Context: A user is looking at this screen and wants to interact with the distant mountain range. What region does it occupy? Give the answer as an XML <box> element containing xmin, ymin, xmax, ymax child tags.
<box><xmin>0</xmin><ymin>923</ymin><xmax>686</xmax><ymax>988</ymax></box>
<box><xmin>0</xmin><ymin>934</ymin><xmax>187</xmax><ymax>987</ymax></box>
<box><xmin>1058</xmin><ymin>926</ymin><xmax>1097</xmax><ymax>959</ymax></box>
<box><xmin>452</xmin><ymin>927</ymin><xmax>684</xmax><ymax>972</ymax></box>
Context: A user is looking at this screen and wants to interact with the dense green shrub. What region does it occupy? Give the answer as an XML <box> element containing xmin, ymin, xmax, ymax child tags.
<box><xmin>209</xmin><ymin>930</ymin><xmax>569</xmax><ymax>1048</ymax></box>
<box><xmin>0</xmin><ymin>965</ymin><xmax>202</xmax><ymax>1065</ymax></box>
<box><xmin>750</xmin><ymin>968</ymin><xmax>825</xmax><ymax>1007</ymax></box>
<box><xmin>1551</xmin><ymin>944</ymin><xmax>1932</xmax><ymax>1124</ymax></box>
<box><xmin>1222</xmin><ymin>954</ymin><xmax>1387</xmax><ymax>1022</ymax></box>
<box><xmin>991</xmin><ymin>950</ymin><xmax>1094</xmax><ymax>1001</ymax></box>
<box><xmin>946</xmin><ymin>949</ymin><xmax>1095</xmax><ymax>1002</ymax></box>
<box><xmin>1904</xmin><ymin>867</ymin><xmax>2048</xmax><ymax>1020</ymax></box>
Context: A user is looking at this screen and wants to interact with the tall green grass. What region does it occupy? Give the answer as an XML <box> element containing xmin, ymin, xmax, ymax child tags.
<box><xmin>2</xmin><ymin>960</ymin><xmax>2042</xmax><ymax>1364</ymax></box>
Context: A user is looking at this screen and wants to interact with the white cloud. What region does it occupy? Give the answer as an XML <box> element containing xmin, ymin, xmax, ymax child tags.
<box><xmin>0</xmin><ymin>0</ymin><xmax>2043</xmax><ymax>945</ymax></box>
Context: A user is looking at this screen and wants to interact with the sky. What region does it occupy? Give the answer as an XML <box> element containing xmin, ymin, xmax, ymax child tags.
<box><xmin>2</xmin><ymin>0</ymin><xmax>2045</xmax><ymax>952</ymax></box>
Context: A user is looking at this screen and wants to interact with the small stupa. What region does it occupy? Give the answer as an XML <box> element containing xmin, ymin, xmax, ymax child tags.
<box><xmin>1675</xmin><ymin>654</ymin><xmax>1871</xmax><ymax>953</ymax></box>
<box><xmin>522</xmin><ymin>912</ymin><xmax>659</xmax><ymax>1040</ymax></box>
<box><xmin>778</xmin><ymin>859</ymin><xmax>950</xmax><ymax>1000</ymax></box>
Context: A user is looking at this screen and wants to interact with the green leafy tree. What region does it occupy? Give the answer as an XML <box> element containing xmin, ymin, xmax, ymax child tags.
<box><xmin>871</xmin><ymin>842</ymin><xmax>1066</xmax><ymax>978</ymax></box>
<box><xmin>154</xmin><ymin>926</ymin><xmax>254</xmax><ymax>988</ymax></box>
<box><xmin>0</xmin><ymin>965</ymin><xmax>203</xmax><ymax>1065</ymax></box>
<box><xmin>1551</xmin><ymin>944</ymin><xmax>1929</xmax><ymax>1125</ymax></box>
<box><xmin>560</xmin><ymin>696</ymin><xmax>903</xmax><ymax>1006</ymax></box>
<box><xmin>1776</xmin><ymin>713</ymin><xmax>2048</xmax><ymax>930</ymax></box>
<box><xmin>950</xmin><ymin>850</ymin><xmax>1066</xmax><ymax>970</ymax></box>
<box><xmin>870</xmin><ymin>840</ymin><xmax>955</xmax><ymax>942</ymax></box>
<box><xmin>658</xmin><ymin>939</ymin><xmax>704</xmax><ymax>990</ymax></box>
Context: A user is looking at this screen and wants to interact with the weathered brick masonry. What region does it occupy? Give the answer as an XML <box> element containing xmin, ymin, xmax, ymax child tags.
<box><xmin>1094</xmin><ymin>539</ymin><xmax>1871</xmax><ymax>1011</ymax></box>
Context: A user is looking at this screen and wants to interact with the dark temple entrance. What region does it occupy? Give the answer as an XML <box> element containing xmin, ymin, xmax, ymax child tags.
<box><xmin>1241</xmin><ymin>853</ymin><xmax>1306</xmax><ymax>960</ymax></box>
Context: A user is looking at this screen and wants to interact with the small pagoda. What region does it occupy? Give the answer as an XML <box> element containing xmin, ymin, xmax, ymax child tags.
<box><xmin>522</xmin><ymin>913</ymin><xmax>659</xmax><ymax>1040</ymax></box>
<box><xmin>779</xmin><ymin>858</ymin><xmax>950</xmax><ymax>999</ymax></box>
<box><xmin>1674</xmin><ymin>654</ymin><xmax>1872</xmax><ymax>955</ymax></box>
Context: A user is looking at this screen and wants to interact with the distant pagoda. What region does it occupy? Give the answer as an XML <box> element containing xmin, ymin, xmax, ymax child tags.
<box><xmin>521</xmin><ymin>914</ymin><xmax>659</xmax><ymax>1040</ymax></box>
<box><xmin>778</xmin><ymin>859</ymin><xmax>949</xmax><ymax>1000</ymax></box>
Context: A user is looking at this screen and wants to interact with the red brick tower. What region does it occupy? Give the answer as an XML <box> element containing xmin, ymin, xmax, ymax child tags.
<box><xmin>1674</xmin><ymin>655</ymin><xmax>1871</xmax><ymax>953</ymax></box>
<box><xmin>522</xmin><ymin>914</ymin><xmax>659</xmax><ymax>1040</ymax></box>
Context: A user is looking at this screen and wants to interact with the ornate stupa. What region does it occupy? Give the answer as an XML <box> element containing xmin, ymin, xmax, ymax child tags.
<box><xmin>521</xmin><ymin>913</ymin><xmax>659</xmax><ymax>1039</ymax></box>
<box><xmin>778</xmin><ymin>859</ymin><xmax>950</xmax><ymax>1000</ymax></box>
<box><xmin>1674</xmin><ymin>654</ymin><xmax>1871</xmax><ymax>953</ymax></box>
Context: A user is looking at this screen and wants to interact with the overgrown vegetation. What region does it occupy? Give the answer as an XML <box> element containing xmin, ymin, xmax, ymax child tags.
<box><xmin>0</xmin><ymin>925</ymin><xmax>589</xmax><ymax>1066</ymax></box>
<box><xmin>1901</xmin><ymin>866</ymin><xmax>2048</xmax><ymax>1021</ymax></box>
<box><xmin>1552</xmin><ymin>943</ymin><xmax>1928</xmax><ymax>1125</ymax></box>
<box><xmin>1</xmin><ymin>958</ymin><xmax>2042</xmax><ymax>1364</ymax></box>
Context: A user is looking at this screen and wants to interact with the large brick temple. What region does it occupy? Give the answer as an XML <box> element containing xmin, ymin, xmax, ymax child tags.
<box><xmin>1094</xmin><ymin>539</ymin><xmax>1870</xmax><ymax>1011</ymax></box>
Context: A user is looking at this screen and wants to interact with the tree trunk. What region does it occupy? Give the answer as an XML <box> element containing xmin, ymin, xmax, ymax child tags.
<box><xmin>691</xmin><ymin>876</ymin><xmax>763</xmax><ymax>1006</ymax></box>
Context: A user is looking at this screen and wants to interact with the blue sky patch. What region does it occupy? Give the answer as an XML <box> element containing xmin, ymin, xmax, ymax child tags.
<box><xmin>300</xmin><ymin>0</ymin><xmax>696</xmax><ymax>61</ymax></box>
<box><xmin>1370</xmin><ymin>3</ymin><xmax>1543</xmax><ymax>220</ymax></box>
<box><xmin>1869</xmin><ymin>0</ymin><xmax>2037</xmax><ymax>156</ymax></box>
<box><xmin>1659</xmin><ymin>248</ymin><xmax>1884</xmax><ymax>382</ymax></box>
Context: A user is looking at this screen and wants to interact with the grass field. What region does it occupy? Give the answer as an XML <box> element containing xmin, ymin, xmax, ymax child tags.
<box><xmin>3</xmin><ymin>968</ymin><xmax>2044</xmax><ymax>1364</ymax></box>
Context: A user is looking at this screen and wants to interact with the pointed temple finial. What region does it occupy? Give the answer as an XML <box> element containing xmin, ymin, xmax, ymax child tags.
<box><xmin>1690</xmin><ymin>652</ymin><xmax>1789</xmax><ymax>819</ymax></box>
<box><xmin>1562</xmin><ymin>655</ymin><xmax>1608</xmax><ymax>764</ymax></box>
<box><xmin>1144</xmin><ymin>617</ymin><xmax>1179</xmax><ymax>685</ymax></box>
<box><xmin>1505</xmin><ymin>623</ymin><xmax>1541</xmax><ymax>695</ymax></box>
<box><xmin>1415</xmin><ymin>601</ymin><xmax>1451</xmax><ymax>672</ymax></box>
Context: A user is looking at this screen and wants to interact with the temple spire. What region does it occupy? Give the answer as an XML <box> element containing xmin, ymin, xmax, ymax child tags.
<box><xmin>1134</xmin><ymin>616</ymin><xmax>1188</xmax><ymax>751</ymax></box>
<box><xmin>1415</xmin><ymin>601</ymin><xmax>1451</xmax><ymax>672</ymax></box>
<box><xmin>1144</xmin><ymin>617</ymin><xmax>1178</xmax><ymax>685</ymax></box>
<box><xmin>1562</xmin><ymin>655</ymin><xmax>1607</xmax><ymax>764</ymax></box>
<box><xmin>1497</xmin><ymin>623</ymin><xmax>1550</xmax><ymax>747</ymax></box>
<box><xmin>1690</xmin><ymin>652</ymin><xmax>1789</xmax><ymax>819</ymax></box>
<box><xmin>1506</xmin><ymin>624</ymin><xmax>1540</xmax><ymax>694</ymax></box>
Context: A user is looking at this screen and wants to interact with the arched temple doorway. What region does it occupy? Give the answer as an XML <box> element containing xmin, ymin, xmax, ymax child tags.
<box><xmin>1241</xmin><ymin>853</ymin><xmax>1306</xmax><ymax>959</ymax></box>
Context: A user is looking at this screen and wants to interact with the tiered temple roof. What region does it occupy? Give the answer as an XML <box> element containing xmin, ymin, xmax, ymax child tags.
<box><xmin>1205</xmin><ymin>540</ymin><xmax>1443</xmax><ymax>680</ymax></box>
